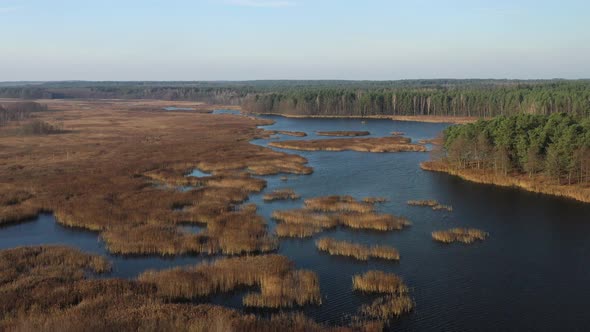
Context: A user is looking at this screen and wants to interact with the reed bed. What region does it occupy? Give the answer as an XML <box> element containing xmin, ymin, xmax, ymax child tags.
<box><xmin>422</xmin><ymin>160</ymin><xmax>590</xmax><ymax>204</ymax></box>
<box><xmin>304</xmin><ymin>195</ymin><xmax>374</xmax><ymax>213</ymax></box>
<box><xmin>1</xmin><ymin>245</ymin><xmax>375</xmax><ymax>332</ymax></box>
<box><xmin>408</xmin><ymin>199</ymin><xmax>453</xmax><ymax>212</ymax></box>
<box><xmin>243</xmin><ymin>270</ymin><xmax>321</xmax><ymax>308</ymax></box>
<box><xmin>276</xmin><ymin>130</ymin><xmax>307</xmax><ymax>137</ymax></box>
<box><xmin>138</xmin><ymin>254</ymin><xmax>321</xmax><ymax>308</ymax></box>
<box><xmin>358</xmin><ymin>295</ymin><xmax>415</xmax><ymax>320</ymax></box>
<box><xmin>275</xmin><ymin>223</ymin><xmax>324</xmax><ymax>238</ymax></box>
<box><xmin>432</xmin><ymin>228</ymin><xmax>489</xmax><ymax>244</ymax></box>
<box><xmin>391</xmin><ymin>131</ymin><xmax>405</xmax><ymax>136</ymax></box>
<box><xmin>272</xmin><ymin>209</ymin><xmax>339</xmax><ymax>228</ymax></box>
<box><xmin>352</xmin><ymin>271</ymin><xmax>407</xmax><ymax>294</ymax></box>
<box><xmin>362</xmin><ymin>197</ymin><xmax>389</xmax><ymax>204</ymax></box>
<box><xmin>337</xmin><ymin>213</ymin><xmax>411</xmax><ymax>231</ymax></box>
<box><xmin>263</xmin><ymin>188</ymin><xmax>301</xmax><ymax>201</ymax></box>
<box><xmin>316</xmin><ymin>131</ymin><xmax>370</xmax><ymax>137</ymax></box>
<box><xmin>316</xmin><ymin>238</ymin><xmax>400</xmax><ymax>261</ymax></box>
<box><xmin>268</xmin><ymin>136</ymin><xmax>427</xmax><ymax>153</ymax></box>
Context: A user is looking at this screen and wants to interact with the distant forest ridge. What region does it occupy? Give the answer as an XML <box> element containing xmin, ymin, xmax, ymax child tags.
<box><xmin>1</xmin><ymin>80</ymin><xmax>589</xmax><ymax>117</ymax></box>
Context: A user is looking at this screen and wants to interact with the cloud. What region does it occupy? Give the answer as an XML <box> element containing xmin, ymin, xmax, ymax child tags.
<box><xmin>0</xmin><ymin>6</ymin><xmax>20</xmax><ymax>13</ymax></box>
<box><xmin>227</xmin><ymin>0</ymin><xmax>296</xmax><ymax>8</ymax></box>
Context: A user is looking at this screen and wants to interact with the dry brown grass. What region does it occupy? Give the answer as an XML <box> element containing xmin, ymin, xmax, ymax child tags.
<box><xmin>316</xmin><ymin>238</ymin><xmax>400</xmax><ymax>261</ymax></box>
<box><xmin>272</xmin><ymin>209</ymin><xmax>339</xmax><ymax>228</ymax></box>
<box><xmin>138</xmin><ymin>254</ymin><xmax>321</xmax><ymax>308</ymax></box>
<box><xmin>422</xmin><ymin>160</ymin><xmax>590</xmax><ymax>204</ymax></box>
<box><xmin>432</xmin><ymin>228</ymin><xmax>489</xmax><ymax>244</ymax></box>
<box><xmin>316</xmin><ymin>131</ymin><xmax>370</xmax><ymax>137</ymax></box>
<box><xmin>263</xmin><ymin>188</ymin><xmax>301</xmax><ymax>202</ymax></box>
<box><xmin>268</xmin><ymin>136</ymin><xmax>427</xmax><ymax>153</ymax></box>
<box><xmin>352</xmin><ymin>271</ymin><xmax>408</xmax><ymax>294</ymax></box>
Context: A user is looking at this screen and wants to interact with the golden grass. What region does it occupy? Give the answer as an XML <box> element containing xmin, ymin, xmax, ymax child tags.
<box><xmin>316</xmin><ymin>131</ymin><xmax>370</xmax><ymax>137</ymax></box>
<box><xmin>304</xmin><ymin>195</ymin><xmax>374</xmax><ymax>213</ymax></box>
<box><xmin>316</xmin><ymin>238</ymin><xmax>400</xmax><ymax>261</ymax></box>
<box><xmin>268</xmin><ymin>136</ymin><xmax>427</xmax><ymax>153</ymax></box>
<box><xmin>352</xmin><ymin>271</ymin><xmax>408</xmax><ymax>294</ymax></box>
<box><xmin>432</xmin><ymin>228</ymin><xmax>489</xmax><ymax>244</ymax></box>
<box><xmin>422</xmin><ymin>160</ymin><xmax>590</xmax><ymax>204</ymax></box>
<box><xmin>138</xmin><ymin>254</ymin><xmax>321</xmax><ymax>308</ymax></box>
<box><xmin>263</xmin><ymin>188</ymin><xmax>301</xmax><ymax>201</ymax></box>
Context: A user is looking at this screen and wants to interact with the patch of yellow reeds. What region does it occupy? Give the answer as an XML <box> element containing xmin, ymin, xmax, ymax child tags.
<box><xmin>431</xmin><ymin>228</ymin><xmax>488</xmax><ymax>244</ymax></box>
<box><xmin>316</xmin><ymin>238</ymin><xmax>400</xmax><ymax>261</ymax></box>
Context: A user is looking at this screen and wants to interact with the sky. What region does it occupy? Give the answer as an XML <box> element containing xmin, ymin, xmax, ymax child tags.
<box><xmin>0</xmin><ymin>0</ymin><xmax>589</xmax><ymax>81</ymax></box>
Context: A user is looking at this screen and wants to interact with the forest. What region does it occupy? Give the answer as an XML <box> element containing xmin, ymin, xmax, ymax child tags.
<box><xmin>0</xmin><ymin>80</ymin><xmax>589</xmax><ymax>117</ymax></box>
<box><xmin>440</xmin><ymin>113</ymin><xmax>590</xmax><ymax>184</ymax></box>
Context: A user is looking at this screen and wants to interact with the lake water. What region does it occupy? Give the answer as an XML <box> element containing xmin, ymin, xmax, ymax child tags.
<box><xmin>3</xmin><ymin>110</ymin><xmax>590</xmax><ymax>331</ymax></box>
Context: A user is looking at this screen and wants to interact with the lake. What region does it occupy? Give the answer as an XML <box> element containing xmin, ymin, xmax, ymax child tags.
<box><xmin>2</xmin><ymin>110</ymin><xmax>590</xmax><ymax>331</ymax></box>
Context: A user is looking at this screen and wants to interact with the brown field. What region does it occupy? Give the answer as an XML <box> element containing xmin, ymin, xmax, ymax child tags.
<box><xmin>422</xmin><ymin>160</ymin><xmax>590</xmax><ymax>204</ymax></box>
<box><xmin>316</xmin><ymin>238</ymin><xmax>400</xmax><ymax>261</ymax></box>
<box><xmin>0</xmin><ymin>246</ymin><xmax>382</xmax><ymax>331</ymax></box>
<box><xmin>352</xmin><ymin>271</ymin><xmax>408</xmax><ymax>294</ymax></box>
<box><xmin>432</xmin><ymin>228</ymin><xmax>489</xmax><ymax>244</ymax></box>
<box><xmin>263</xmin><ymin>188</ymin><xmax>301</xmax><ymax>201</ymax></box>
<box><xmin>268</xmin><ymin>136</ymin><xmax>427</xmax><ymax>153</ymax></box>
<box><xmin>316</xmin><ymin>131</ymin><xmax>370</xmax><ymax>137</ymax></box>
<box><xmin>0</xmin><ymin>98</ymin><xmax>316</xmax><ymax>255</ymax></box>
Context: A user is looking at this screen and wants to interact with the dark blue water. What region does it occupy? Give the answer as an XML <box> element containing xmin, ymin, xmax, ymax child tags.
<box><xmin>3</xmin><ymin>110</ymin><xmax>590</xmax><ymax>331</ymax></box>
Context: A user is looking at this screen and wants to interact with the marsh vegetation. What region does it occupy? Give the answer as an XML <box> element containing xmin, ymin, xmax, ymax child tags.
<box><xmin>269</xmin><ymin>136</ymin><xmax>427</xmax><ymax>153</ymax></box>
<box><xmin>263</xmin><ymin>188</ymin><xmax>301</xmax><ymax>202</ymax></box>
<box><xmin>432</xmin><ymin>228</ymin><xmax>489</xmax><ymax>244</ymax></box>
<box><xmin>316</xmin><ymin>238</ymin><xmax>400</xmax><ymax>261</ymax></box>
<box><xmin>316</xmin><ymin>131</ymin><xmax>370</xmax><ymax>137</ymax></box>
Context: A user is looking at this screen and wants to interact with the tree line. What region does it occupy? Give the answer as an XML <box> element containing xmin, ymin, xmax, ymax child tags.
<box><xmin>0</xmin><ymin>80</ymin><xmax>589</xmax><ymax>118</ymax></box>
<box><xmin>0</xmin><ymin>102</ymin><xmax>48</xmax><ymax>126</ymax></box>
<box><xmin>441</xmin><ymin>113</ymin><xmax>590</xmax><ymax>184</ymax></box>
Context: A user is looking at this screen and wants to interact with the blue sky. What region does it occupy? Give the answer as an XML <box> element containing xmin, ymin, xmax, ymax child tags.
<box><xmin>1</xmin><ymin>0</ymin><xmax>589</xmax><ymax>80</ymax></box>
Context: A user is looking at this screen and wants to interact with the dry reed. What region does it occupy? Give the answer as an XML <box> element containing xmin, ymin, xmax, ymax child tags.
<box><xmin>352</xmin><ymin>271</ymin><xmax>408</xmax><ymax>294</ymax></box>
<box><xmin>316</xmin><ymin>238</ymin><xmax>400</xmax><ymax>261</ymax></box>
<box><xmin>316</xmin><ymin>131</ymin><xmax>370</xmax><ymax>137</ymax></box>
<box><xmin>275</xmin><ymin>223</ymin><xmax>324</xmax><ymax>238</ymax></box>
<box><xmin>362</xmin><ymin>197</ymin><xmax>388</xmax><ymax>204</ymax></box>
<box><xmin>263</xmin><ymin>188</ymin><xmax>301</xmax><ymax>201</ymax></box>
<box><xmin>268</xmin><ymin>136</ymin><xmax>427</xmax><ymax>153</ymax></box>
<box><xmin>304</xmin><ymin>195</ymin><xmax>374</xmax><ymax>213</ymax></box>
<box><xmin>432</xmin><ymin>228</ymin><xmax>488</xmax><ymax>244</ymax></box>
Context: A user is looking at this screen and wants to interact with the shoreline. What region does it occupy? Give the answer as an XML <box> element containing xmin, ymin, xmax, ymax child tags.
<box><xmin>246</xmin><ymin>112</ymin><xmax>480</xmax><ymax>124</ymax></box>
<box><xmin>421</xmin><ymin>161</ymin><xmax>590</xmax><ymax>204</ymax></box>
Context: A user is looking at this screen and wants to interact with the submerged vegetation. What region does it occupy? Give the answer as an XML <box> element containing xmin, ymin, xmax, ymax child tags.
<box><xmin>269</xmin><ymin>136</ymin><xmax>427</xmax><ymax>153</ymax></box>
<box><xmin>316</xmin><ymin>238</ymin><xmax>400</xmax><ymax>261</ymax></box>
<box><xmin>432</xmin><ymin>228</ymin><xmax>489</xmax><ymax>244</ymax></box>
